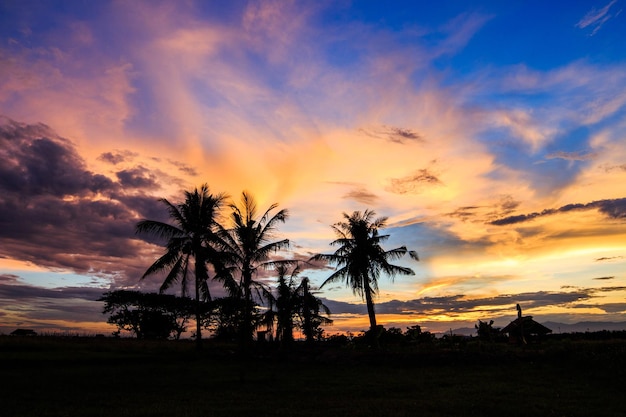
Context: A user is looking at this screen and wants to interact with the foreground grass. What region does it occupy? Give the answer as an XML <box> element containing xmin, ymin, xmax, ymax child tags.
<box><xmin>1</xmin><ymin>336</ymin><xmax>625</xmax><ymax>417</ymax></box>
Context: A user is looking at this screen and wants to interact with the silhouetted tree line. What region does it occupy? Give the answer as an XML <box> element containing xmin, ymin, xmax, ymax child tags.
<box><xmin>99</xmin><ymin>290</ymin><xmax>194</xmax><ymax>340</ymax></box>
<box><xmin>98</xmin><ymin>184</ymin><xmax>420</xmax><ymax>349</ymax></box>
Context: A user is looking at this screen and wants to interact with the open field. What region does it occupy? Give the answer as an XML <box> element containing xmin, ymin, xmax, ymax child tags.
<box><xmin>1</xmin><ymin>336</ymin><xmax>625</xmax><ymax>417</ymax></box>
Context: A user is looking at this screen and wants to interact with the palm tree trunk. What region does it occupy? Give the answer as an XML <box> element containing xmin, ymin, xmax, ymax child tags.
<box><xmin>364</xmin><ymin>285</ymin><xmax>377</xmax><ymax>331</ymax></box>
<box><xmin>302</xmin><ymin>279</ymin><xmax>314</xmax><ymax>344</ymax></box>
<box><xmin>194</xmin><ymin>253</ymin><xmax>207</xmax><ymax>350</ymax></box>
<box><xmin>241</xmin><ymin>270</ymin><xmax>253</xmax><ymax>350</ymax></box>
<box><xmin>195</xmin><ymin>275</ymin><xmax>203</xmax><ymax>350</ymax></box>
<box><xmin>363</xmin><ymin>278</ymin><xmax>379</xmax><ymax>348</ymax></box>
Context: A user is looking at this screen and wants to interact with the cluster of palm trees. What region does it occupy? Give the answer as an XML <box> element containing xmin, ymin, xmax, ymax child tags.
<box><xmin>136</xmin><ymin>184</ymin><xmax>418</xmax><ymax>349</ymax></box>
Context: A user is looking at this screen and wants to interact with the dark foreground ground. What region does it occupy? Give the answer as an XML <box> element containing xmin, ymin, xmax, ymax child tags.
<box><xmin>1</xmin><ymin>336</ymin><xmax>625</xmax><ymax>417</ymax></box>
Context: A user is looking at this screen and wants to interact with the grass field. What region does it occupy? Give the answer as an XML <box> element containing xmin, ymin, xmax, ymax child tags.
<box><xmin>1</xmin><ymin>336</ymin><xmax>625</xmax><ymax>417</ymax></box>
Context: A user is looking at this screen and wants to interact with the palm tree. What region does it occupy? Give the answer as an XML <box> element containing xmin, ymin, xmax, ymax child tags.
<box><xmin>218</xmin><ymin>191</ymin><xmax>290</xmax><ymax>347</ymax></box>
<box><xmin>135</xmin><ymin>184</ymin><xmax>226</xmax><ymax>349</ymax></box>
<box><xmin>273</xmin><ymin>264</ymin><xmax>332</xmax><ymax>345</ymax></box>
<box><xmin>274</xmin><ymin>263</ymin><xmax>298</xmax><ymax>345</ymax></box>
<box><xmin>311</xmin><ymin>210</ymin><xmax>418</xmax><ymax>344</ymax></box>
<box><xmin>298</xmin><ymin>276</ymin><xmax>333</xmax><ymax>344</ymax></box>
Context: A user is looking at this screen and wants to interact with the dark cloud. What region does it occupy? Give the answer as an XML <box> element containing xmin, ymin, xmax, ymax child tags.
<box><xmin>490</xmin><ymin>198</ymin><xmax>626</xmax><ymax>225</ymax></box>
<box><xmin>0</xmin><ymin>117</ymin><xmax>177</xmax><ymax>281</ymax></box>
<box><xmin>387</xmin><ymin>168</ymin><xmax>442</xmax><ymax>194</ymax></box>
<box><xmin>447</xmin><ymin>196</ymin><xmax>520</xmax><ymax>223</ymax></box>
<box><xmin>343</xmin><ymin>187</ymin><xmax>378</xmax><ymax>205</ymax></box>
<box><xmin>0</xmin><ymin>281</ymin><xmax>110</xmax><ymax>331</ymax></box>
<box><xmin>98</xmin><ymin>150</ymin><xmax>138</xmax><ymax>165</ymax></box>
<box><xmin>592</xmin><ymin>276</ymin><xmax>615</xmax><ymax>280</ymax></box>
<box><xmin>167</xmin><ymin>159</ymin><xmax>198</xmax><ymax>176</ymax></box>
<box><xmin>116</xmin><ymin>166</ymin><xmax>160</xmax><ymax>189</ymax></box>
<box><xmin>0</xmin><ymin>274</ymin><xmax>20</xmax><ymax>284</ymax></box>
<box><xmin>0</xmin><ymin>117</ymin><xmax>117</xmax><ymax>196</ymax></box>
<box><xmin>322</xmin><ymin>289</ymin><xmax>599</xmax><ymax>317</ymax></box>
<box><xmin>602</xmin><ymin>163</ymin><xmax>626</xmax><ymax>173</ymax></box>
<box><xmin>447</xmin><ymin>206</ymin><xmax>481</xmax><ymax>222</ymax></box>
<box><xmin>359</xmin><ymin>125</ymin><xmax>424</xmax><ymax>144</ymax></box>
<box><xmin>0</xmin><ymin>281</ymin><xmax>106</xmax><ymax>301</ymax></box>
<box><xmin>594</xmin><ymin>303</ymin><xmax>626</xmax><ymax>313</ymax></box>
<box><xmin>595</xmin><ymin>256</ymin><xmax>624</xmax><ymax>262</ymax></box>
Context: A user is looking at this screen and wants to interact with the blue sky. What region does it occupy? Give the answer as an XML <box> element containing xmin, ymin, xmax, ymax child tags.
<box><xmin>0</xmin><ymin>0</ymin><xmax>625</xmax><ymax>336</ymax></box>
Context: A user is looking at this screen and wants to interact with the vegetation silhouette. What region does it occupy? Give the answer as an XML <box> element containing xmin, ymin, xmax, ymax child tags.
<box><xmin>4</xmin><ymin>333</ymin><xmax>626</xmax><ymax>417</ymax></box>
<box><xmin>135</xmin><ymin>184</ymin><xmax>227</xmax><ymax>349</ymax></box>
<box><xmin>271</xmin><ymin>264</ymin><xmax>332</xmax><ymax>346</ymax></box>
<box><xmin>215</xmin><ymin>191</ymin><xmax>290</xmax><ymax>349</ymax></box>
<box><xmin>311</xmin><ymin>210</ymin><xmax>419</xmax><ymax>346</ymax></box>
<box><xmin>99</xmin><ymin>290</ymin><xmax>197</xmax><ymax>339</ymax></box>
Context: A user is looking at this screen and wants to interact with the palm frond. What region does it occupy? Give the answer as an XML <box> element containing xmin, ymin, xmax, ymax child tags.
<box><xmin>135</xmin><ymin>220</ymin><xmax>183</xmax><ymax>240</ymax></box>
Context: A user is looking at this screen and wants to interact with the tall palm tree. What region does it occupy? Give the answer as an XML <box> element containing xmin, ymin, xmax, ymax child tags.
<box><xmin>135</xmin><ymin>184</ymin><xmax>226</xmax><ymax>349</ymax></box>
<box><xmin>311</xmin><ymin>210</ymin><xmax>418</xmax><ymax>343</ymax></box>
<box><xmin>218</xmin><ymin>191</ymin><xmax>290</xmax><ymax>347</ymax></box>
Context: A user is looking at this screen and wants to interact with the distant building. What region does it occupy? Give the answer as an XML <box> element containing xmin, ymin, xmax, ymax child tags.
<box><xmin>501</xmin><ymin>304</ymin><xmax>551</xmax><ymax>344</ymax></box>
<box><xmin>10</xmin><ymin>329</ymin><xmax>37</xmax><ymax>336</ymax></box>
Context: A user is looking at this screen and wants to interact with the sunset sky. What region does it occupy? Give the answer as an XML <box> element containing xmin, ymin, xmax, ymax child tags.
<box><xmin>1</xmin><ymin>0</ymin><xmax>625</xmax><ymax>337</ymax></box>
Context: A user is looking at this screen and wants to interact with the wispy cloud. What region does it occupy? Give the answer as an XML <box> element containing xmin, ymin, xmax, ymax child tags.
<box><xmin>545</xmin><ymin>150</ymin><xmax>597</xmax><ymax>161</ymax></box>
<box><xmin>359</xmin><ymin>125</ymin><xmax>424</xmax><ymax>144</ymax></box>
<box><xmin>490</xmin><ymin>198</ymin><xmax>626</xmax><ymax>225</ymax></box>
<box><xmin>576</xmin><ymin>0</ymin><xmax>620</xmax><ymax>35</ymax></box>
<box><xmin>386</xmin><ymin>168</ymin><xmax>443</xmax><ymax>194</ymax></box>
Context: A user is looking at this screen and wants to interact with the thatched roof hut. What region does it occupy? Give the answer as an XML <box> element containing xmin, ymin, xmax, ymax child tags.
<box><xmin>501</xmin><ymin>304</ymin><xmax>551</xmax><ymax>343</ymax></box>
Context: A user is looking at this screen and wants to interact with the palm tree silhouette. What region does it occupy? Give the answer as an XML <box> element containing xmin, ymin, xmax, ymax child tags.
<box><xmin>274</xmin><ymin>263</ymin><xmax>299</xmax><ymax>345</ymax></box>
<box><xmin>218</xmin><ymin>191</ymin><xmax>289</xmax><ymax>348</ymax></box>
<box><xmin>311</xmin><ymin>210</ymin><xmax>418</xmax><ymax>345</ymax></box>
<box><xmin>135</xmin><ymin>184</ymin><xmax>226</xmax><ymax>350</ymax></box>
<box><xmin>272</xmin><ymin>264</ymin><xmax>332</xmax><ymax>346</ymax></box>
<box><xmin>299</xmin><ymin>276</ymin><xmax>332</xmax><ymax>344</ymax></box>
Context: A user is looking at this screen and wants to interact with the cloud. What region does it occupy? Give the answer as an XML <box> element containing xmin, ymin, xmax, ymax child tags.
<box><xmin>595</xmin><ymin>256</ymin><xmax>624</xmax><ymax>262</ymax></box>
<box><xmin>0</xmin><ymin>117</ymin><xmax>116</xmax><ymax>196</ymax></box>
<box><xmin>576</xmin><ymin>0</ymin><xmax>619</xmax><ymax>35</ymax></box>
<box><xmin>343</xmin><ymin>187</ymin><xmax>379</xmax><ymax>205</ymax></box>
<box><xmin>0</xmin><ymin>280</ymin><xmax>112</xmax><ymax>331</ymax></box>
<box><xmin>0</xmin><ymin>117</ymin><xmax>178</xmax><ymax>284</ymax></box>
<box><xmin>167</xmin><ymin>159</ymin><xmax>199</xmax><ymax>176</ymax></box>
<box><xmin>359</xmin><ymin>125</ymin><xmax>424</xmax><ymax>144</ymax></box>
<box><xmin>387</xmin><ymin>168</ymin><xmax>442</xmax><ymax>195</ymax></box>
<box><xmin>323</xmin><ymin>289</ymin><xmax>598</xmax><ymax>316</ymax></box>
<box><xmin>116</xmin><ymin>166</ymin><xmax>160</xmax><ymax>190</ymax></box>
<box><xmin>602</xmin><ymin>163</ymin><xmax>626</xmax><ymax>173</ymax></box>
<box><xmin>98</xmin><ymin>150</ymin><xmax>138</xmax><ymax>165</ymax></box>
<box><xmin>545</xmin><ymin>150</ymin><xmax>597</xmax><ymax>161</ymax></box>
<box><xmin>490</xmin><ymin>198</ymin><xmax>626</xmax><ymax>225</ymax></box>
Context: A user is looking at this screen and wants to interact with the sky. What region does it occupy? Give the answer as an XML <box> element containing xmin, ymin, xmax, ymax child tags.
<box><xmin>1</xmin><ymin>0</ymin><xmax>626</xmax><ymax>337</ymax></box>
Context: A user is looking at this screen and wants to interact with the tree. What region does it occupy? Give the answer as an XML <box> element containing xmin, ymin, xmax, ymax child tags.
<box><xmin>99</xmin><ymin>290</ymin><xmax>195</xmax><ymax>339</ymax></box>
<box><xmin>311</xmin><ymin>210</ymin><xmax>418</xmax><ymax>345</ymax></box>
<box><xmin>298</xmin><ymin>276</ymin><xmax>332</xmax><ymax>344</ymax></box>
<box><xmin>274</xmin><ymin>263</ymin><xmax>299</xmax><ymax>345</ymax></box>
<box><xmin>217</xmin><ymin>191</ymin><xmax>290</xmax><ymax>348</ymax></box>
<box><xmin>206</xmin><ymin>296</ymin><xmax>245</xmax><ymax>341</ymax></box>
<box><xmin>475</xmin><ymin>319</ymin><xmax>500</xmax><ymax>342</ymax></box>
<box><xmin>272</xmin><ymin>265</ymin><xmax>333</xmax><ymax>345</ymax></box>
<box><xmin>135</xmin><ymin>184</ymin><xmax>226</xmax><ymax>349</ymax></box>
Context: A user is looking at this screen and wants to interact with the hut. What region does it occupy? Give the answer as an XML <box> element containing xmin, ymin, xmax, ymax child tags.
<box><xmin>501</xmin><ymin>304</ymin><xmax>551</xmax><ymax>344</ymax></box>
<box><xmin>10</xmin><ymin>329</ymin><xmax>37</xmax><ymax>336</ymax></box>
